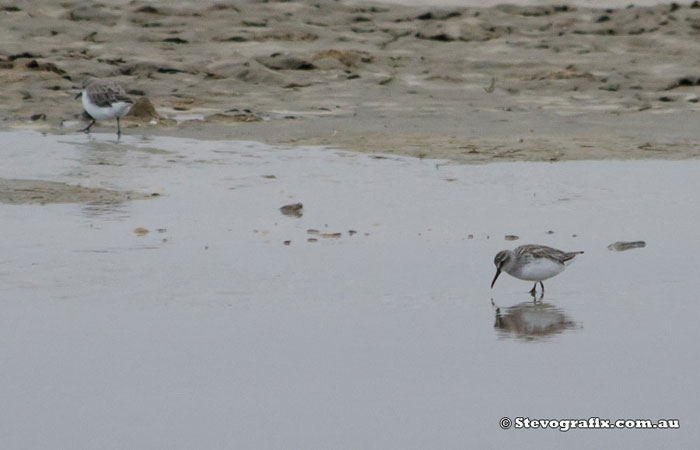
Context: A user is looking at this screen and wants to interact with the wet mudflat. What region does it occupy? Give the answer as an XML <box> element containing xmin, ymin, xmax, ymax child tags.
<box><xmin>4</xmin><ymin>0</ymin><xmax>700</xmax><ymax>164</ymax></box>
<box><xmin>1</xmin><ymin>130</ymin><xmax>699</xmax><ymax>449</ymax></box>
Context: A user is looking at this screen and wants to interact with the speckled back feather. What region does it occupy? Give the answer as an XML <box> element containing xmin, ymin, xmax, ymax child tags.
<box><xmin>84</xmin><ymin>79</ymin><xmax>133</xmax><ymax>108</ymax></box>
<box><xmin>515</xmin><ymin>244</ymin><xmax>583</xmax><ymax>264</ymax></box>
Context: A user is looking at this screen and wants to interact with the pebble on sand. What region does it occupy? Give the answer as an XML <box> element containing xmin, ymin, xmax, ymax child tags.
<box><xmin>127</xmin><ymin>97</ymin><xmax>159</xmax><ymax>121</ymax></box>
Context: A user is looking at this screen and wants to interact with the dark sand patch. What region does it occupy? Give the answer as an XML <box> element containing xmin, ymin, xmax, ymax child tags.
<box><xmin>0</xmin><ymin>178</ymin><xmax>154</xmax><ymax>205</ymax></box>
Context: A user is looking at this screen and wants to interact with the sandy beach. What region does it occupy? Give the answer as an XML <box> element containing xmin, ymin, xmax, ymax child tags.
<box><xmin>2</xmin><ymin>0</ymin><xmax>700</xmax><ymax>163</ymax></box>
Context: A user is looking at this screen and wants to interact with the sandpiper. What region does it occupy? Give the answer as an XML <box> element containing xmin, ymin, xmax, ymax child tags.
<box><xmin>491</xmin><ymin>244</ymin><xmax>583</xmax><ymax>295</ymax></box>
<box><xmin>76</xmin><ymin>78</ymin><xmax>133</xmax><ymax>137</ymax></box>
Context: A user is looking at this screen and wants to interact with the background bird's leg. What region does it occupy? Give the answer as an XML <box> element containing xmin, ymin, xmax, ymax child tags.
<box><xmin>80</xmin><ymin>118</ymin><xmax>96</xmax><ymax>133</ymax></box>
<box><xmin>117</xmin><ymin>117</ymin><xmax>121</xmax><ymax>138</ymax></box>
<box><xmin>539</xmin><ymin>281</ymin><xmax>545</xmax><ymax>294</ymax></box>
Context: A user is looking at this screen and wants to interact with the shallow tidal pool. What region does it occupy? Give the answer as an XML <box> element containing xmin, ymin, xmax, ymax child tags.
<box><xmin>1</xmin><ymin>130</ymin><xmax>698</xmax><ymax>449</ymax></box>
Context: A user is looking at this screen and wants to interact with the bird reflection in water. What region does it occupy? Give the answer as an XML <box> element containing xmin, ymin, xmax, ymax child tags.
<box><xmin>492</xmin><ymin>299</ymin><xmax>579</xmax><ymax>341</ymax></box>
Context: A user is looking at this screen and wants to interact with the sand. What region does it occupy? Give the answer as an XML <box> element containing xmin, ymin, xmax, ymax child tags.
<box><xmin>0</xmin><ymin>177</ymin><xmax>154</xmax><ymax>204</ymax></box>
<box><xmin>1</xmin><ymin>0</ymin><xmax>700</xmax><ymax>163</ymax></box>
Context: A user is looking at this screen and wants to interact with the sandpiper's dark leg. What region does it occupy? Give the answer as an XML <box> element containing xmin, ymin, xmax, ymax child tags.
<box><xmin>529</xmin><ymin>283</ymin><xmax>537</xmax><ymax>296</ymax></box>
<box><xmin>539</xmin><ymin>281</ymin><xmax>545</xmax><ymax>294</ymax></box>
<box><xmin>117</xmin><ymin>117</ymin><xmax>121</xmax><ymax>138</ymax></box>
<box><xmin>80</xmin><ymin>118</ymin><xmax>96</xmax><ymax>133</ymax></box>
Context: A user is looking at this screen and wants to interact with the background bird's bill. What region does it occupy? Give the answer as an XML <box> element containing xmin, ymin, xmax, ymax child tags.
<box><xmin>491</xmin><ymin>267</ymin><xmax>501</xmax><ymax>288</ymax></box>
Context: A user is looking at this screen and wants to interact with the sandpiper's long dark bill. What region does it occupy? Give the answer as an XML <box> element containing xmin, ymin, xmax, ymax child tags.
<box><xmin>77</xmin><ymin>77</ymin><xmax>134</xmax><ymax>137</ymax></box>
<box><xmin>491</xmin><ymin>244</ymin><xmax>583</xmax><ymax>295</ymax></box>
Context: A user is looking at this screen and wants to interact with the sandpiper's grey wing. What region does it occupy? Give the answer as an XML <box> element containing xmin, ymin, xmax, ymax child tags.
<box><xmin>516</xmin><ymin>245</ymin><xmax>570</xmax><ymax>264</ymax></box>
<box><xmin>86</xmin><ymin>81</ymin><xmax>133</xmax><ymax>107</ymax></box>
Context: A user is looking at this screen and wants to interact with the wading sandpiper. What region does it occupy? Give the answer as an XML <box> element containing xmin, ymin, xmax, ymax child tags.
<box><xmin>76</xmin><ymin>78</ymin><xmax>133</xmax><ymax>138</ymax></box>
<box><xmin>491</xmin><ymin>244</ymin><xmax>583</xmax><ymax>295</ymax></box>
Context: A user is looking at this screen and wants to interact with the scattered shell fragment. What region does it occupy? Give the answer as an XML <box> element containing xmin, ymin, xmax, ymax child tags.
<box><xmin>134</xmin><ymin>227</ymin><xmax>149</xmax><ymax>236</ymax></box>
<box><xmin>321</xmin><ymin>233</ymin><xmax>341</xmax><ymax>238</ymax></box>
<box><xmin>307</xmin><ymin>238</ymin><xmax>318</xmax><ymax>243</ymax></box>
<box><xmin>348</xmin><ymin>230</ymin><xmax>357</xmax><ymax>236</ymax></box>
<box><xmin>280</xmin><ymin>202</ymin><xmax>303</xmax><ymax>218</ymax></box>
<box><xmin>607</xmin><ymin>241</ymin><xmax>646</xmax><ymax>251</ymax></box>
<box><xmin>307</xmin><ymin>229</ymin><xmax>319</xmax><ymax>235</ymax></box>
<box><xmin>505</xmin><ymin>235</ymin><xmax>519</xmax><ymax>241</ymax></box>
<box><xmin>283</xmin><ymin>240</ymin><xmax>291</xmax><ymax>246</ymax></box>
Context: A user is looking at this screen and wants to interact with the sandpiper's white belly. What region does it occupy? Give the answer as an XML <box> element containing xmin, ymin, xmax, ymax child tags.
<box><xmin>82</xmin><ymin>93</ymin><xmax>132</xmax><ymax>120</ymax></box>
<box><xmin>508</xmin><ymin>257</ymin><xmax>564</xmax><ymax>281</ymax></box>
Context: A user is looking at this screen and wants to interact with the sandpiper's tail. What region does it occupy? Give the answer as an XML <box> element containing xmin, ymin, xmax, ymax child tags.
<box><xmin>562</xmin><ymin>251</ymin><xmax>584</xmax><ymax>262</ymax></box>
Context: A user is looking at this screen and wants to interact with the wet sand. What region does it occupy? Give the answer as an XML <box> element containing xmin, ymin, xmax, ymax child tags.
<box><xmin>1</xmin><ymin>130</ymin><xmax>700</xmax><ymax>449</ymax></box>
<box><xmin>2</xmin><ymin>0</ymin><xmax>700</xmax><ymax>163</ymax></box>
<box><xmin>0</xmin><ymin>178</ymin><xmax>153</xmax><ymax>205</ymax></box>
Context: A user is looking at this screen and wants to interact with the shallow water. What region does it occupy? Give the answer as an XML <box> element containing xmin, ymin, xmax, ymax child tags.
<box><xmin>1</xmin><ymin>130</ymin><xmax>699</xmax><ymax>449</ymax></box>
